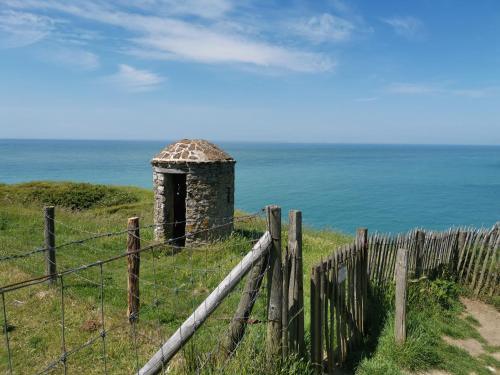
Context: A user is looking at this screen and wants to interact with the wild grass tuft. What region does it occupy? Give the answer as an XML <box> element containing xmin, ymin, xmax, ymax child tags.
<box><xmin>357</xmin><ymin>277</ymin><xmax>497</xmax><ymax>375</ymax></box>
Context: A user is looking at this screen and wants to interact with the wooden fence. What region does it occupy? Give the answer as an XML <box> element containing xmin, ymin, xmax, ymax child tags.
<box><xmin>3</xmin><ymin>203</ymin><xmax>497</xmax><ymax>374</ymax></box>
<box><xmin>310</xmin><ymin>229</ymin><xmax>368</xmax><ymax>372</ymax></box>
<box><xmin>310</xmin><ymin>224</ymin><xmax>498</xmax><ymax>372</ymax></box>
<box><xmin>367</xmin><ymin>229</ymin><xmax>458</xmax><ymax>287</ymax></box>
<box><xmin>367</xmin><ymin>225</ymin><xmax>499</xmax><ymax>296</ymax></box>
<box><xmin>139</xmin><ymin>205</ymin><xmax>306</xmax><ymax>374</ymax></box>
<box><xmin>457</xmin><ymin>225</ymin><xmax>499</xmax><ymax>297</ymax></box>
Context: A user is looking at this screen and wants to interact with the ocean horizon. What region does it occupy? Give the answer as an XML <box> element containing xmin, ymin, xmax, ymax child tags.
<box><xmin>1</xmin><ymin>139</ymin><xmax>499</xmax><ymax>234</ymax></box>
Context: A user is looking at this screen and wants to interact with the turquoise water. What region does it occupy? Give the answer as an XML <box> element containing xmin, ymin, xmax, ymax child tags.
<box><xmin>0</xmin><ymin>139</ymin><xmax>499</xmax><ymax>233</ymax></box>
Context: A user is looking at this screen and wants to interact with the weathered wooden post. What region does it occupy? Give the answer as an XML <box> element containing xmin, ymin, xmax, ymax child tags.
<box><xmin>220</xmin><ymin>256</ymin><xmax>267</xmax><ymax>358</ymax></box>
<box><xmin>457</xmin><ymin>230</ymin><xmax>467</xmax><ymax>254</ymax></box>
<box><xmin>456</xmin><ymin>230</ymin><xmax>467</xmax><ymax>277</ymax></box>
<box><xmin>449</xmin><ymin>230</ymin><xmax>461</xmax><ymax>276</ymax></box>
<box><xmin>44</xmin><ymin>206</ymin><xmax>57</xmax><ymax>284</ymax></box>
<box><xmin>266</xmin><ymin>205</ymin><xmax>282</xmax><ymax>363</ymax></box>
<box><xmin>415</xmin><ymin>230</ymin><xmax>425</xmax><ymax>277</ymax></box>
<box><xmin>356</xmin><ymin>228</ymin><xmax>368</xmax><ymax>336</ymax></box>
<box><xmin>310</xmin><ymin>264</ymin><xmax>321</xmax><ymax>373</ymax></box>
<box><xmin>395</xmin><ymin>248</ymin><xmax>409</xmax><ymax>344</ymax></box>
<box><xmin>288</xmin><ymin>210</ymin><xmax>304</xmax><ymax>356</ymax></box>
<box><xmin>127</xmin><ymin>217</ymin><xmax>141</xmax><ymax>323</ymax></box>
<box><xmin>282</xmin><ymin>246</ymin><xmax>289</xmax><ymax>361</ymax></box>
<box><xmin>138</xmin><ymin>233</ymin><xmax>273</xmax><ymax>375</ymax></box>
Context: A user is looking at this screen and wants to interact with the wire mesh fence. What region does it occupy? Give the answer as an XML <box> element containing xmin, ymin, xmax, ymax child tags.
<box><xmin>0</xmin><ymin>209</ymin><xmax>273</xmax><ymax>374</ymax></box>
<box><xmin>2</xmin><ymin>203</ymin><xmax>496</xmax><ymax>374</ymax></box>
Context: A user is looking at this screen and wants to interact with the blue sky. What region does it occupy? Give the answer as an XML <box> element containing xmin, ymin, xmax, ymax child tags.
<box><xmin>0</xmin><ymin>0</ymin><xmax>499</xmax><ymax>144</ymax></box>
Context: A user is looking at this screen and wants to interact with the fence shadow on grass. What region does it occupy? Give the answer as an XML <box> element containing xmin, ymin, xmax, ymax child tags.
<box><xmin>342</xmin><ymin>284</ymin><xmax>394</xmax><ymax>373</ymax></box>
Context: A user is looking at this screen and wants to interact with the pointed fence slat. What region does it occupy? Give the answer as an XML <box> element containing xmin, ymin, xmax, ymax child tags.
<box><xmin>310</xmin><ymin>225</ymin><xmax>498</xmax><ymax>375</ymax></box>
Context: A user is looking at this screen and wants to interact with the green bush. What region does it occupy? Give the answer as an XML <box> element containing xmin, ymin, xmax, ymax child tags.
<box><xmin>0</xmin><ymin>181</ymin><xmax>138</xmax><ymax>210</ymax></box>
<box><xmin>409</xmin><ymin>278</ymin><xmax>460</xmax><ymax>311</ymax></box>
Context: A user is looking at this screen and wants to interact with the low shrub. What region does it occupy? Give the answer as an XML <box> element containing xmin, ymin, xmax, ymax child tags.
<box><xmin>0</xmin><ymin>181</ymin><xmax>138</xmax><ymax>210</ymax></box>
<box><xmin>409</xmin><ymin>278</ymin><xmax>460</xmax><ymax>311</ymax></box>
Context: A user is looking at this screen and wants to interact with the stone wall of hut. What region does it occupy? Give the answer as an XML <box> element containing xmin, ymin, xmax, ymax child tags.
<box><xmin>152</xmin><ymin>161</ymin><xmax>235</xmax><ymax>245</ymax></box>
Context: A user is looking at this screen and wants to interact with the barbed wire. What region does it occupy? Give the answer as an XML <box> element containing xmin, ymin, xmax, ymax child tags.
<box><xmin>2</xmin><ymin>207</ymin><xmax>497</xmax><ymax>374</ymax></box>
<box><xmin>1</xmin><ymin>213</ymin><xmax>271</xmax><ymax>375</ymax></box>
<box><xmin>138</xmin><ymin>232</ymin><xmax>272</xmax><ymax>375</ymax></box>
<box><xmin>0</xmin><ymin>211</ymin><xmax>263</xmax><ymax>264</ymax></box>
<box><xmin>195</xmin><ymin>251</ymin><xmax>271</xmax><ymax>373</ymax></box>
<box><xmin>0</xmin><ymin>210</ymin><xmax>268</xmax><ymax>375</ymax></box>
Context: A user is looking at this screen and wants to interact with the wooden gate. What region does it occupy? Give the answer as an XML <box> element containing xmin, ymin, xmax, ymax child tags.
<box><xmin>310</xmin><ymin>229</ymin><xmax>368</xmax><ymax>373</ymax></box>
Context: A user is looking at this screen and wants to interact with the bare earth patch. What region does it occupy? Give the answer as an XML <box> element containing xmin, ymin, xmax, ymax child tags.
<box><xmin>442</xmin><ymin>336</ymin><xmax>484</xmax><ymax>357</ymax></box>
<box><xmin>417</xmin><ymin>297</ymin><xmax>500</xmax><ymax>375</ymax></box>
<box><xmin>461</xmin><ymin>298</ymin><xmax>500</xmax><ymax>347</ymax></box>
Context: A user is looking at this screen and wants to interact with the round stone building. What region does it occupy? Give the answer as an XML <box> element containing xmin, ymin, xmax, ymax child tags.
<box><xmin>151</xmin><ymin>139</ymin><xmax>235</xmax><ymax>246</ymax></box>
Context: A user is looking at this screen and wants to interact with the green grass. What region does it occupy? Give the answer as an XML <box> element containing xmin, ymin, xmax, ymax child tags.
<box><xmin>0</xmin><ymin>181</ymin><xmax>350</xmax><ymax>374</ymax></box>
<box><xmin>356</xmin><ymin>279</ymin><xmax>497</xmax><ymax>375</ymax></box>
<box><xmin>0</xmin><ymin>182</ymin><xmax>496</xmax><ymax>375</ymax></box>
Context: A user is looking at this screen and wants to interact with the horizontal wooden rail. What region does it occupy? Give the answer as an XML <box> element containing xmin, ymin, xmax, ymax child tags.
<box><xmin>138</xmin><ymin>231</ymin><xmax>273</xmax><ymax>375</ymax></box>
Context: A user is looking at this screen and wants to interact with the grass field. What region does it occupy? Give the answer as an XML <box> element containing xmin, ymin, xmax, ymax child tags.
<box><xmin>0</xmin><ymin>182</ymin><xmax>497</xmax><ymax>374</ymax></box>
<box><xmin>0</xmin><ymin>181</ymin><xmax>349</xmax><ymax>374</ymax></box>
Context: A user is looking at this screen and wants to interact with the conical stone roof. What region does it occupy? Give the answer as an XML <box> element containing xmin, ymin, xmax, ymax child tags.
<box><xmin>151</xmin><ymin>139</ymin><xmax>234</xmax><ymax>163</ymax></box>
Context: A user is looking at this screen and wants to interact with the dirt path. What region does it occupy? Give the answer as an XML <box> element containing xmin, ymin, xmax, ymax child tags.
<box><xmin>461</xmin><ymin>298</ymin><xmax>500</xmax><ymax>348</ymax></box>
<box><xmin>420</xmin><ymin>297</ymin><xmax>500</xmax><ymax>375</ymax></box>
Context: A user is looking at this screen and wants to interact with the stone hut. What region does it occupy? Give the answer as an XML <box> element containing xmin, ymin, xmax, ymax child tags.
<box><xmin>151</xmin><ymin>139</ymin><xmax>235</xmax><ymax>246</ymax></box>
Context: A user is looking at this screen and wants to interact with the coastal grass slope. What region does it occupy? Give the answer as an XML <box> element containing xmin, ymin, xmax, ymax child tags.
<box><xmin>0</xmin><ymin>181</ymin><xmax>349</xmax><ymax>374</ymax></box>
<box><xmin>0</xmin><ymin>182</ymin><xmax>497</xmax><ymax>374</ymax></box>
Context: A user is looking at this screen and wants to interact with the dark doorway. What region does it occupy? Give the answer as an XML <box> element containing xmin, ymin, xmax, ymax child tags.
<box><xmin>172</xmin><ymin>174</ymin><xmax>186</xmax><ymax>246</ymax></box>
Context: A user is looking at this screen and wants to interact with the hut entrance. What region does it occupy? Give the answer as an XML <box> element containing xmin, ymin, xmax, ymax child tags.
<box><xmin>172</xmin><ymin>174</ymin><xmax>186</xmax><ymax>246</ymax></box>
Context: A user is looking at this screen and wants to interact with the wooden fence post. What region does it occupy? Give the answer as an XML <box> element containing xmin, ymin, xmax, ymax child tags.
<box><xmin>44</xmin><ymin>206</ymin><xmax>57</xmax><ymax>284</ymax></box>
<box><xmin>288</xmin><ymin>210</ymin><xmax>304</xmax><ymax>356</ymax></box>
<box><xmin>456</xmin><ymin>230</ymin><xmax>467</xmax><ymax>277</ymax></box>
<box><xmin>449</xmin><ymin>230</ymin><xmax>460</xmax><ymax>275</ymax></box>
<box><xmin>282</xmin><ymin>246</ymin><xmax>289</xmax><ymax>361</ymax></box>
<box><xmin>127</xmin><ymin>217</ymin><xmax>141</xmax><ymax>323</ymax></box>
<box><xmin>395</xmin><ymin>248</ymin><xmax>409</xmax><ymax>345</ymax></box>
<box><xmin>356</xmin><ymin>228</ymin><xmax>368</xmax><ymax>336</ymax></box>
<box><xmin>457</xmin><ymin>230</ymin><xmax>467</xmax><ymax>255</ymax></box>
<box><xmin>139</xmin><ymin>233</ymin><xmax>273</xmax><ymax>375</ymax></box>
<box><xmin>415</xmin><ymin>230</ymin><xmax>425</xmax><ymax>277</ymax></box>
<box><xmin>266</xmin><ymin>205</ymin><xmax>282</xmax><ymax>363</ymax></box>
<box><xmin>310</xmin><ymin>265</ymin><xmax>322</xmax><ymax>373</ymax></box>
<box><xmin>220</xmin><ymin>256</ymin><xmax>267</xmax><ymax>358</ymax></box>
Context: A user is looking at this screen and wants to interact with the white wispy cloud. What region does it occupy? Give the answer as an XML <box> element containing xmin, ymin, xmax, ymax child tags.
<box><xmin>159</xmin><ymin>0</ymin><xmax>233</xmax><ymax>19</ymax></box>
<box><xmin>386</xmin><ymin>82</ymin><xmax>493</xmax><ymax>98</ymax></box>
<box><xmin>4</xmin><ymin>0</ymin><xmax>335</xmax><ymax>73</ymax></box>
<box><xmin>106</xmin><ymin>64</ymin><xmax>164</xmax><ymax>92</ymax></box>
<box><xmin>42</xmin><ymin>48</ymin><xmax>100</xmax><ymax>70</ymax></box>
<box><xmin>292</xmin><ymin>13</ymin><xmax>355</xmax><ymax>43</ymax></box>
<box><xmin>115</xmin><ymin>0</ymin><xmax>233</xmax><ymax>19</ymax></box>
<box><xmin>132</xmin><ymin>33</ymin><xmax>334</xmax><ymax>72</ymax></box>
<box><xmin>382</xmin><ymin>16</ymin><xmax>425</xmax><ymax>40</ymax></box>
<box><xmin>0</xmin><ymin>10</ymin><xmax>54</xmax><ymax>48</ymax></box>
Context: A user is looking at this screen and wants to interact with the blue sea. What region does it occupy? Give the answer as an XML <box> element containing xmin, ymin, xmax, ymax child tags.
<box><xmin>0</xmin><ymin>139</ymin><xmax>499</xmax><ymax>234</ymax></box>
